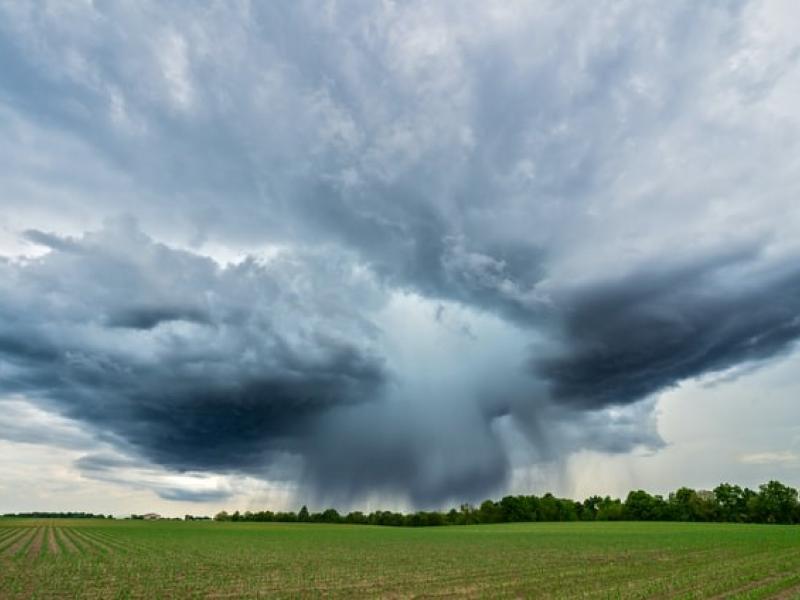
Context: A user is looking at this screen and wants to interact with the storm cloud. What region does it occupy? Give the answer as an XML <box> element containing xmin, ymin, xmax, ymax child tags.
<box><xmin>538</xmin><ymin>252</ymin><xmax>800</xmax><ymax>409</ymax></box>
<box><xmin>1</xmin><ymin>222</ymin><xmax>387</xmax><ymax>474</ymax></box>
<box><xmin>1</xmin><ymin>1</ymin><xmax>800</xmax><ymax>508</ymax></box>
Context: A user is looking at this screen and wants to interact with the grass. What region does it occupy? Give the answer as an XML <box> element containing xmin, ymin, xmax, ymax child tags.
<box><xmin>2</xmin><ymin>519</ymin><xmax>800</xmax><ymax>598</ymax></box>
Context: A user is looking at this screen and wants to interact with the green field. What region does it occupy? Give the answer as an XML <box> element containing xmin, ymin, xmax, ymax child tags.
<box><xmin>2</xmin><ymin>519</ymin><xmax>800</xmax><ymax>598</ymax></box>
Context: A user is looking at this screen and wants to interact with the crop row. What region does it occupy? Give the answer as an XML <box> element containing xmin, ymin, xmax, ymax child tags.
<box><xmin>0</xmin><ymin>526</ymin><xmax>126</xmax><ymax>559</ymax></box>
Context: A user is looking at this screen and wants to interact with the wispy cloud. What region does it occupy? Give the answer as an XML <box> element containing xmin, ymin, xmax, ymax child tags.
<box><xmin>739</xmin><ymin>451</ymin><xmax>800</xmax><ymax>466</ymax></box>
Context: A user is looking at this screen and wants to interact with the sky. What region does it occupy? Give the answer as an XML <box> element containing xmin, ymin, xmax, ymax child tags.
<box><xmin>1</xmin><ymin>0</ymin><xmax>800</xmax><ymax>517</ymax></box>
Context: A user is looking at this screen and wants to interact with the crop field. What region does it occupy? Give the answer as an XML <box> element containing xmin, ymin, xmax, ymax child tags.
<box><xmin>2</xmin><ymin>520</ymin><xmax>800</xmax><ymax>598</ymax></box>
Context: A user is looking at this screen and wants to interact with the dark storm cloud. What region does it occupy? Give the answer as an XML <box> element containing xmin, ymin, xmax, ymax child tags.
<box><xmin>106</xmin><ymin>306</ymin><xmax>210</xmax><ymax>330</ymax></box>
<box><xmin>155</xmin><ymin>488</ymin><xmax>233</xmax><ymax>503</ymax></box>
<box><xmin>2</xmin><ymin>221</ymin><xmax>533</xmax><ymax>506</ymax></box>
<box><xmin>0</xmin><ymin>222</ymin><xmax>387</xmax><ymax>474</ymax></box>
<box><xmin>536</xmin><ymin>254</ymin><xmax>800</xmax><ymax>409</ymax></box>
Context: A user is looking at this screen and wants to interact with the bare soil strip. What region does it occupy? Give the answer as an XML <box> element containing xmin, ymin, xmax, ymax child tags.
<box><xmin>61</xmin><ymin>527</ymin><xmax>94</xmax><ymax>555</ymax></box>
<box><xmin>25</xmin><ymin>527</ymin><xmax>45</xmax><ymax>559</ymax></box>
<box><xmin>80</xmin><ymin>530</ymin><xmax>132</xmax><ymax>552</ymax></box>
<box><xmin>2</xmin><ymin>528</ymin><xmax>36</xmax><ymax>557</ymax></box>
<box><xmin>651</xmin><ymin>547</ymin><xmax>800</xmax><ymax>600</ymax></box>
<box><xmin>54</xmin><ymin>527</ymin><xmax>79</xmax><ymax>555</ymax></box>
<box><xmin>86</xmin><ymin>530</ymin><xmax>142</xmax><ymax>550</ymax></box>
<box><xmin>0</xmin><ymin>527</ymin><xmax>24</xmax><ymax>542</ymax></box>
<box><xmin>771</xmin><ymin>579</ymin><xmax>800</xmax><ymax>600</ymax></box>
<box><xmin>46</xmin><ymin>527</ymin><xmax>60</xmax><ymax>555</ymax></box>
<box><xmin>70</xmin><ymin>528</ymin><xmax>115</xmax><ymax>554</ymax></box>
<box><xmin>84</xmin><ymin>529</ymin><xmax>134</xmax><ymax>551</ymax></box>
<box><xmin>0</xmin><ymin>529</ymin><xmax>29</xmax><ymax>553</ymax></box>
<box><xmin>706</xmin><ymin>573</ymin><xmax>787</xmax><ymax>600</ymax></box>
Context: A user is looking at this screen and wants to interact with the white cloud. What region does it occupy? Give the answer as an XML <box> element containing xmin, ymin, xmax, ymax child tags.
<box><xmin>157</xmin><ymin>30</ymin><xmax>194</xmax><ymax>110</ymax></box>
<box><xmin>739</xmin><ymin>451</ymin><xmax>800</xmax><ymax>466</ymax></box>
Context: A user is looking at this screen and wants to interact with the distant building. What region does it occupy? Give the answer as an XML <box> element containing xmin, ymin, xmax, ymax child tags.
<box><xmin>142</xmin><ymin>513</ymin><xmax>161</xmax><ymax>520</ymax></box>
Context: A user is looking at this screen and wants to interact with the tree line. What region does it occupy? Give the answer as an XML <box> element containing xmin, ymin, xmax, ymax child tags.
<box><xmin>214</xmin><ymin>481</ymin><xmax>800</xmax><ymax>526</ymax></box>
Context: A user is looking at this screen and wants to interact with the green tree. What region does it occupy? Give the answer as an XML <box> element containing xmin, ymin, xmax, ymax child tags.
<box><xmin>345</xmin><ymin>511</ymin><xmax>368</xmax><ymax>524</ymax></box>
<box><xmin>478</xmin><ymin>500</ymin><xmax>502</xmax><ymax>523</ymax></box>
<box><xmin>459</xmin><ymin>504</ymin><xmax>479</xmax><ymax>525</ymax></box>
<box><xmin>582</xmin><ymin>496</ymin><xmax>603</xmax><ymax>521</ymax></box>
<box><xmin>298</xmin><ymin>505</ymin><xmax>310</xmax><ymax>522</ymax></box>
<box><xmin>753</xmin><ymin>481</ymin><xmax>798</xmax><ymax>524</ymax></box>
<box><xmin>669</xmin><ymin>488</ymin><xmax>713</xmax><ymax>522</ymax></box>
<box><xmin>538</xmin><ymin>494</ymin><xmax>561</xmax><ymax>521</ymax></box>
<box><xmin>596</xmin><ymin>497</ymin><xmax>624</xmax><ymax>521</ymax></box>
<box><xmin>625</xmin><ymin>490</ymin><xmax>666</xmax><ymax>521</ymax></box>
<box><xmin>714</xmin><ymin>483</ymin><xmax>746</xmax><ymax>522</ymax></box>
<box><xmin>499</xmin><ymin>495</ymin><xmax>530</xmax><ymax>522</ymax></box>
<box><xmin>320</xmin><ymin>508</ymin><xmax>341</xmax><ymax>523</ymax></box>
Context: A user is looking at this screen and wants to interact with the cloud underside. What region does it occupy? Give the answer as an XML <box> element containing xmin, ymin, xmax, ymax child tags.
<box><xmin>1</xmin><ymin>1</ymin><xmax>800</xmax><ymax>505</ymax></box>
<box><xmin>537</xmin><ymin>254</ymin><xmax>800</xmax><ymax>409</ymax></box>
<box><xmin>2</xmin><ymin>223</ymin><xmax>799</xmax><ymax>505</ymax></box>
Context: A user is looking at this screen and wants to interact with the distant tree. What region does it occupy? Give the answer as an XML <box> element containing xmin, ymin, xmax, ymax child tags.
<box><xmin>538</xmin><ymin>494</ymin><xmax>561</xmax><ymax>521</ymax></box>
<box><xmin>499</xmin><ymin>496</ymin><xmax>529</xmax><ymax>522</ymax></box>
<box><xmin>713</xmin><ymin>484</ymin><xmax>747</xmax><ymax>522</ymax></box>
<box><xmin>274</xmin><ymin>511</ymin><xmax>298</xmax><ymax>522</ymax></box>
<box><xmin>446</xmin><ymin>508</ymin><xmax>460</xmax><ymax>525</ymax></box>
<box><xmin>204</xmin><ymin>479</ymin><xmax>800</xmax><ymax>528</ymax></box>
<box><xmin>596</xmin><ymin>497</ymin><xmax>624</xmax><ymax>521</ymax></box>
<box><xmin>478</xmin><ymin>500</ymin><xmax>502</xmax><ymax>523</ymax></box>
<box><xmin>558</xmin><ymin>499</ymin><xmax>579</xmax><ymax>522</ymax></box>
<box><xmin>582</xmin><ymin>496</ymin><xmax>603</xmax><ymax>521</ymax></box>
<box><xmin>459</xmin><ymin>504</ymin><xmax>479</xmax><ymax>525</ymax></box>
<box><xmin>425</xmin><ymin>511</ymin><xmax>445</xmax><ymax>526</ymax></box>
<box><xmin>625</xmin><ymin>490</ymin><xmax>666</xmax><ymax>521</ymax></box>
<box><xmin>368</xmin><ymin>510</ymin><xmax>405</xmax><ymax>526</ymax></box>
<box><xmin>345</xmin><ymin>511</ymin><xmax>368</xmax><ymax>524</ymax></box>
<box><xmin>320</xmin><ymin>508</ymin><xmax>341</xmax><ymax>523</ymax></box>
<box><xmin>669</xmin><ymin>488</ymin><xmax>713</xmax><ymax>522</ymax></box>
<box><xmin>298</xmin><ymin>505</ymin><xmax>310</xmax><ymax>522</ymax></box>
<box><xmin>752</xmin><ymin>481</ymin><xmax>798</xmax><ymax>524</ymax></box>
<box><xmin>406</xmin><ymin>512</ymin><xmax>423</xmax><ymax>527</ymax></box>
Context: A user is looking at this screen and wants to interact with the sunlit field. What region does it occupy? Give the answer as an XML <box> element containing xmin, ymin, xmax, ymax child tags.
<box><xmin>2</xmin><ymin>519</ymin><xmax>800</xmax><ymax>598</ymax></box>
